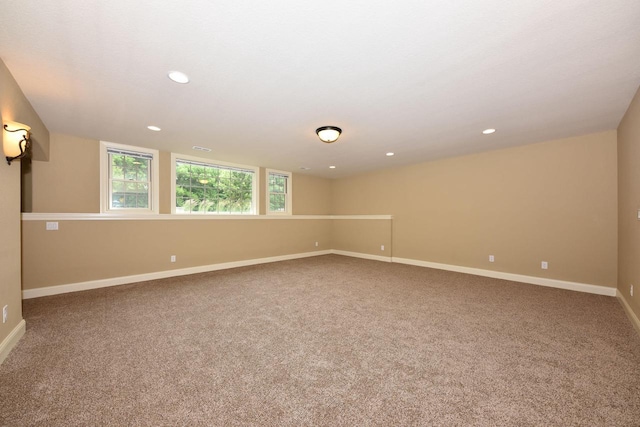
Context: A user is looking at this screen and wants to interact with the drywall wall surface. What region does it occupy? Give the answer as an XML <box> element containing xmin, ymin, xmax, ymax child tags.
<box><xmin>31</xmin><ymin>133</ymin><xmax>100</xmax><ymax>213</ymax></box>
<box><xmin>159</xmin><ymin>151</ymin><xmax>172</xmax><ymax>214</ymax></box>
<box><xmin>0</xmin><ymin>123</ymin><xmax>23</xmax><ymax>354</ymax></box>
<box><xmin>331</xmin><ymin>131</ymin><xmax>618</xmax><ymax>288</ymax></box>
<box><xmin>0</xmin><ymin>60</ymin><xmax>49</xmax><ymax>161</ymax></box>
<box><xmin>0</xmin><ymin>58</ymin><xmax>48</xmax><ymax>359</ymax></box>
<box><xmin>331</xmin><ymin>219</ymin><xmax>392</xmax><ymax>258</ymax></box>
<box><xmin>30</xmin><ymin>138</ymin><xmax>328</xmax><ymax>215</ymax></box>
<box><xmin>292</xmin><ymin>173</ymin><xmax>331</xmax><ymax>215</ymax></box>
<box><xmin>22</xmin><ymin>218</ymin><xmax>332</xmax><ymax>290</ymax></box>
<box><xmin>618</xmin><ymin>85</ymin><xmax>640</xmax><ymax>322</ymax></box>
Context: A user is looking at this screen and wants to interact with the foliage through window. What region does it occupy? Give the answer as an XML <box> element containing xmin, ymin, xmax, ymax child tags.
<box><xmin>267</xmin><ymin>169</ymin><xmax>292</xmax><ymax>214</ymax></box>
<box><xmin>175</xmin><ymin>159</ymin><xmax>256</xmax><ymax>214</ymax></box>
<box><xmin>107</xmin><ymin>148</ymin><xmax>153</xmax><ymax>210</ymax></box>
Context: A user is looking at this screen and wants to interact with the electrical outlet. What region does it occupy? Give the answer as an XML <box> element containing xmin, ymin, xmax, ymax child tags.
<box><xmin>489</xmin><ymin>255</ymin><xmax>495</xmax><ymax>262</ymax></box>
<box><xmin>631</xmin><ymin>284</ymin><xmax>634</xmax><ymax>297</ymax></box>
<box><xmin>170</xmin><ymin>255</ymin><xmax>176</xmax><ymax>263</ymax></box>
<box><xmin>2</xmin><ymin>305</ymin><xmax>7</xmax><ymax>323</ymax></box>
<box><xmin>315</xmin><ymin>241</ymin><xmax>318</xmax><ymax>247</ymax></box>
<box><xmin>541</xmin><ymin>261</ymin><xmax>548</xmax><ymax>270</ymax></box>
<box><xmin>381</xmin><ymin>245</ymin><xmax>385</xmax><ymax>251</ymax></box>
<box><xmin>46</xmin><ymin>222</ymin><xmax>59</xmax><ymax>231</ymax></box>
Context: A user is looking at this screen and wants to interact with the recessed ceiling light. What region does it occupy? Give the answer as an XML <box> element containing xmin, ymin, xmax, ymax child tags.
<box><xmin>147</xmin><ymin>126</ymin><xmax>161</xmax><ymax>131</ymax></box>
<box><xmin>329</xmin><ymin>165</ymin><xmax>336</xmax><ymax>169</ymax></box>
<box><xmin>482</xmin><ymin>128</ymin><xmax>496</xmax><ymax>135</ymax></box>
<box><xmin>386</xmin><ymin>152</ymin><xmax>395</xmax><ymax>156</ymax></box>
<box><xmin>168</xmin><ymin>71</ymin><xmax>189</xmax><ymax>84</ymax></box>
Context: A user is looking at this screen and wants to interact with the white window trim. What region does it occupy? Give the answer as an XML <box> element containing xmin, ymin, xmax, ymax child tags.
<box><xmin>266</xmin><ymin>168</ymin><xmax>293</xmax><ymax>215</ymax></box>
<box><xmin>100</xmin><ymin>141</ymin><xmax>160</xmax><ymax>214</ymax></box>
<box><xmin>171</xmin><ymin>153</ymin><xmax>260</xmax><ymax>215</ymax></box>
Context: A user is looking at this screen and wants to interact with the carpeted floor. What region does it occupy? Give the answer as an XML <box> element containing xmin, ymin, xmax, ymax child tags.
<box><xmin>1</xmin><ymin>255</ymin><xmax>639</xmax><ymax>426</ymax></box>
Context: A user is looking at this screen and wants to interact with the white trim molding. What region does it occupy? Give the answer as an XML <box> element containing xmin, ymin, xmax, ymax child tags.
<box><xmin>266</xmin><ymin>168</ymin><xmax>293</xmax><ymax>215</ymax></box>
<box><xmin>392</xmin><ymin>257</ymin><xmax>617</xmax><ymax>296</ymax></box>
<box><xmin>100</xmin><ymin>141</ymin><xmax>160</xmax><ymax>214</ymax></box>
<box><xmin>22</xmin><ymin>250</ymin><xmax>332</xmax><ymax>299</ymax></box>
<box><xmin>331</xmin><ymin>250</ymin><xmax>392</xmax><ymax>263</ymax></box>
<box><xmin>0</xmin><ymin>320</ymin><xmax>26</xmax><ymax>365</ymax></box>
<box><xmin>330</xmin><ymin>215</ymin><xmax>393</xmax><ymax>220</ymax></box>
<box><xmin>617</xmin><ymin>290</ymin><xmax>640</xmax><ymax>335</ymax></box>
<box><xmin>22</xmin><ymin>213</ymin><xmax>330</xmax><ymax>221</ymax></box>
<box><xmin>22</xmin><ymin>250</ymin><xmax>618</xmax><ymax>301</ymax></box>
<box><xmin>21</xmin><ymin>213</ymin><xmax>393</xmax><ymax>221</ymax></box>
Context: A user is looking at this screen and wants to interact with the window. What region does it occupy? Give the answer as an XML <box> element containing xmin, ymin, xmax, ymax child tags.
<box><xmin>100</xmin><ymin>141</ymin><xmax>159</xmax><ymax>214</ymax></box>
<box><xmin>172</xmin><ymin>154</ymin><xmax>259</xmax><ymax>215</ymax></box>
<box><xmin>267</xmin><ymin>169</ymin><xmax>292</xmax><ymax>215</ymax></box>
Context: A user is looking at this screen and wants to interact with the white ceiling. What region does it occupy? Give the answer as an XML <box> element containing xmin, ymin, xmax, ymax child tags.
<box><xmin>1</xmin><ymin>0</ymin><xmax>639</xmax><ymax>178</ymax></box>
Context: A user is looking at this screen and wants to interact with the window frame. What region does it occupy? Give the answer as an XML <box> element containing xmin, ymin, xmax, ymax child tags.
<box><xmin>171</xmin><ymin>153</ymin><xmax>260</xmax><ymax>215</ymax></box>
<box><xmin>100</xmin><ymin>141</ymin><xmax>159</xmax><ymax>214</ymax></box>
<box><xmin>266</xmin><ymin>168</ymin><xmax>293</xmax><ymax>215</ymax></box>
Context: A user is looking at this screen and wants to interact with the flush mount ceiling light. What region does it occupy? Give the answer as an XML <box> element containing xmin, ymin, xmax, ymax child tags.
<box><xmin>386</xmin><ymin>152</ymin><xmax>395</xmax><ymax>157</ymax></box>
<box><xmin>147</xmin><ymin>125</ymin><xmax>161</xmax><ymax>131</ymax></box>
<box><xmin>329</xmin><ymin>165</ymin><xmax>336</xmax><ymax>169</ymax></box>
<box><xmin>168</xmin><ymin>71</ymin><xmax>189</xmax><ymax>84</ymax></box>
<box><xmin>482</xmin><ymin>128</ymin><xmax>496</xmax><ymax>135</ymax></box>
<box><xmin>3</xmin><ymin>120</ymin><xmax>31</xmax><ymax>165</ymax></box>
<box><xmin>316</xmin><ymin>126</ymin><xmax>342</xmax><ymax>143</ymax></box>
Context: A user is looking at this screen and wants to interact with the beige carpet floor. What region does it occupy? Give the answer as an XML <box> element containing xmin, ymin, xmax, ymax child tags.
<box><xmin>1</xmin><ymin>255</ymin><xmax>639</xmax><ymax>426</ymax></box>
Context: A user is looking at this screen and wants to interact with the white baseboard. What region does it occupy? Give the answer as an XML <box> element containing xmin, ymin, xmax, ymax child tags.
<box><xmin>392</xmin><ymin>257</ymin><xmax>617</xmax><ymax>297</ymax></box>
<box><xmin>617</xmin><ymin>290</ymin><xmax>640</xmax><ymax>335</ymax></box>
<box><xmin>22</xmin><ymin>250</ymin><xmax>332</xmax><ymax>299</ymax></box>
<box><xmin>330</xmin><ymin>250</ymin><xmax>392</xmax><ymax>263</ymax></box>
<box><xmin>0</xmin><ymin>320</ymin><xmax>26</xmax><ymax>365</ymax></box>
<box><xmin>22</xmin><ymin>249</ymin><xmax>617</xmax><ymax>300</ymax></box>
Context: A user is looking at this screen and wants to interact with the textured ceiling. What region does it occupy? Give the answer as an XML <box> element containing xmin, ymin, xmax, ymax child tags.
<box><xmin>1</xmin><ymin>0</ymin><xmax>639</xmax><ymax>178</ymax></box>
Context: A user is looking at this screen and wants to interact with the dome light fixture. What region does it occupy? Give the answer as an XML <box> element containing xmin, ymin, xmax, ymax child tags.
<box><xmin>482</xmin><ymin>128</ymin><xmax>496</xmax><ymax>135</ymax></box>
<box><xmin>316</xmin><ymin>126</ymin><xmax>342</xmax><ymax>143</ymax></box>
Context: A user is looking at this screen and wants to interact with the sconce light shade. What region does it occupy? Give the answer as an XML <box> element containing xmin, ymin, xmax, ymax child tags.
<box><xmin>3</xmin><ymin>120</ymin><xmax>31</xmax><ymax>165</ymax></box>
<box><xmin>316</xmin><ymin>126</ymin><xmax>342</xmax><ymax>143</ymax></box>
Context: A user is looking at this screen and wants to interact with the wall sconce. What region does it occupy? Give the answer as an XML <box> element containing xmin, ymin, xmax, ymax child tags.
<box><xmin>3</xmin><ymin>120</ymin><xmax>31</xmax><ymax>165</ymax></box>
<box><xmin>316</xmin><ymin>126</ymin><xmax>342</xmax><ymax>143</ymax></box>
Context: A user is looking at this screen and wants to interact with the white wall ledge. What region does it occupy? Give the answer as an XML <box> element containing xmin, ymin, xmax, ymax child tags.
<box><xmin>21</xmin><ymin>213</ymin><xmax>393</xmax><ymax>221</ymax></box>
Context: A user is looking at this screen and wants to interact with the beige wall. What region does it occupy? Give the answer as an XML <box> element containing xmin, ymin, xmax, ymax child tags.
<box><xmin>0</xmin><ymin>59</ymin><xmax>48</xmax><ymax>356</ymax></box>
<box><xmin>159</xmin><ymin>151</ymin><xmax>173</xmax><ymax>214</ymax></box>
<box><xmin>22</xmin><ymin>218</ymin><xmax>331</xmax><ymax>290</ymax></box>
<box><xmin>331</xmin><ymin>219</ymin><xmax>392</xmax><ymax>257</ymax></box>
<box><xmin>292</xmin><ymin>173</ymin><xmax>331</xmax><ymax>215</ymax></box>
<box><xmin>31</xmin><ymin>134</ymin><xmax>100</xmax><ymax>213</ymax></box>
<box><xmin>332</xmin><ymin>131</ymin><xmax>618</xmax><ymax>288</ymax></box>
<box><xmin>30</xmin><ymin>135</ymin><xmax>332</xmax><ymax>215</ymax></box>
<box><xmin>24</xmin><ymin>133</ymin><xmax>335</xmax><ymax>293</ymax></box>
<box><xmin>618</xmin><ymin>86</ymin><xmax>640</xmax><ymax>322</ymax></box>
<box><xmin>0</xmin><ymin>61</ymin><xmax>50</xmax><ymax>162</ymax></box>
<box><xmin>0</xmin><ymin>124</ymin><xmax>22</xmax><ymax>353</ymax></box>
